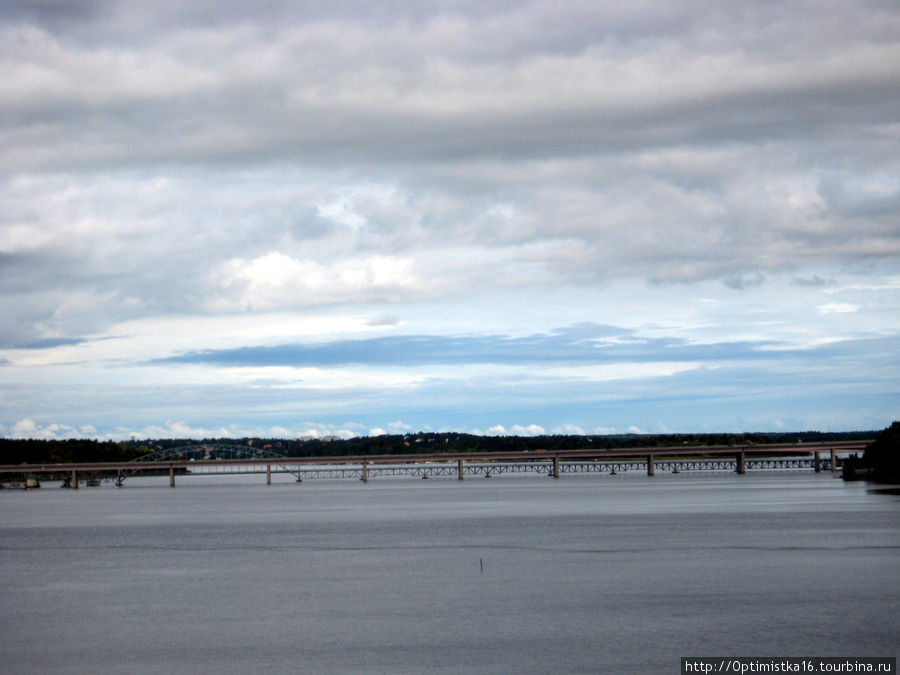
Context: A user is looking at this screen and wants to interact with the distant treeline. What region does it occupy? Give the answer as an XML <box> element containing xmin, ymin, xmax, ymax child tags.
<box><xmin>0</xmin><ymin>430</ymin><xmax>877</xmax><ymax>465</ymax></box>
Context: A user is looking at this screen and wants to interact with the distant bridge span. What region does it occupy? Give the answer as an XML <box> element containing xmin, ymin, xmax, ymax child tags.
<box><xmin>0</xmin><ymin>440</ymin><xmax>870</xmax><ymax>488</ymax></box>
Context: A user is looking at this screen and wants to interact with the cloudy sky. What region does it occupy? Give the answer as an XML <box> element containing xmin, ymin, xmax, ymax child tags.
<box><xmin>2</xmin><ymin>1</ymin><xmax>898</xmax><ymax>440</ymax></box>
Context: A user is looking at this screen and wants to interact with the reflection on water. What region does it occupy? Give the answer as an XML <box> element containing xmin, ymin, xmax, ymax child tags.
<box><xmin>1</xmin><ymin>473</ymin><xmax>897</xmax><ymax>673</ymax></box>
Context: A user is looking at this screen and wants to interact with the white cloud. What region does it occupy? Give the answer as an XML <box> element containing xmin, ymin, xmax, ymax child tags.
<box><xmin>480</xmin><ymin>424</ymin><xmax>549</xmax><ymax>437</ymax></box>
<box><xmin>552</xmin><ymin>424</ymin><xmax>586</xmax><ymax>435</ymax></box>
<box><xmin>316</xmin><ymin>198</ymin><xmax>367</xmax><ymax>231</ymax></box>
<box><xmin>259</xmin><ymin>424</ymin><xmax>359</xmax><ymax>441</ymax></box>
<box><xmin>213</xmin><ymin>252</ymin><xmax>421</xmax><ymax>311</ymax></box>
<box><xmin>10</xmin><ymin>418</ymin><xmax>100</xmax><ymax>440</ymax></box>
<box><xmin>509</xmin><ymin>424</ymin><xmax>546</xmax><ymax>437</ymax></box>
<box><xmin>108</xmin><ymin>421</ymin><xmax>362</xmax><ymax>442</ymax></box>
<box><xmin>12</xmin><ymin>418</ymin><xmax>38</xmax><ymax>436</ymax></box>
<box><xmin>386</xmin><ymin>421</ymin><xmax>414</xmax><ymax>434</ymax></box>
<box><xmin>817</xmin><ymin>303</ymin><xmax>860</xmax><ymax>314</ymax></box>
<box><xmin>244</xmin><ymin>367</ymin><xmax>429</xmax><ymax>392</ymax></box>
<box><xmin>544</xmin><ymin>363</ymin><xmax>701</xmax><ymax>382</ymax></box>
<box><xmin>134</xmin><ymin>421</ymin><xmax>234</xmax><ymax>440</ymax></box>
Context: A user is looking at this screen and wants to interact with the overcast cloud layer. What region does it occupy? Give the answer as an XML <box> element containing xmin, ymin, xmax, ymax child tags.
<box><xmin>2</xmin><ymin>1</ymin><xmax>898</xmax><ymax>440</ymax></box>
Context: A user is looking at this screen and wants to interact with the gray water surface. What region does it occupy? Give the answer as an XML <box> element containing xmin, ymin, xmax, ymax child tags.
<box><xmin>1</xmin><ymin>473</ymin><xmax>897</xmax><ymax>673</ymax></box>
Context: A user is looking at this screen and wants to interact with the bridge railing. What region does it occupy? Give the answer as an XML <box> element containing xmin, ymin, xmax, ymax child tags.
<box><xmin>0</xmin><ymin>441</ymin><xmax>869</xmax><ymax>487</ymax></box>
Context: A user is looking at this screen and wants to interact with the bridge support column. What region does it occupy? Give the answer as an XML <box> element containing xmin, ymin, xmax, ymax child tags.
<box><xmin>814</xmin><ymin>451</ymin><xmax>821</xmax><ymax>473</ymax></box>
<box><xmin>361</xmin><ymin>461</ymin><xmax>368</xmax><ymax>483</ymax></box>
<box><xmin>70</xmin><ymin>469</ymin><xmax>78</xmax><ymax>489</ymax></box>
<box><xmin>647</xmin><ymin>455</ymin><xmax>655</xmax><ymax>477</ymax></box>
<box><xmin>458</xmin><ymin>459</ymin><xmax>465</xmax><ymax>480</ymax></box>
<box><xmin>830</xmin><ymin>449</ymin><xmax>837</xmax><ymax>473</ymax></box>
<box><xmin>736</xmin><ymin>451</ymin><xmax>746</xmax><ymax>474</ymax></box>
<box><xmin>552</xmin><ymin>456</ymin><xmax>560</xmax><ymax>479</ymax></box>
<box><xmin>266</xmin><ymin>463</ymin><xmax>272</xmax><ymax>485</ymax></box>
<box><xmin>169</xmin><ymin>466</ymin><xmax>175</xmax><ymax>487</ymax></box>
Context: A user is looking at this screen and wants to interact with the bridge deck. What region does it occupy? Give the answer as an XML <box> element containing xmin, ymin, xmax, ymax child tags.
<box><xmin>0</xmin><ymin>440</ymin><xmax>868</xmax><ymax>485</ymax></box>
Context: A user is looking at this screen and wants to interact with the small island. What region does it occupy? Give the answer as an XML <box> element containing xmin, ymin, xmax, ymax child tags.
<box><xmin>842</xmin><ymin>422</ymin><xmax>900</xmax><ymax>484</ymax></box>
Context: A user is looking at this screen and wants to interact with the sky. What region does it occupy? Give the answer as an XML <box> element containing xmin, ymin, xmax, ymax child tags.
<box><xmin>1</xmin><ymin>1</ymin><xmax>899</xmax><ymax>441</ymax></box>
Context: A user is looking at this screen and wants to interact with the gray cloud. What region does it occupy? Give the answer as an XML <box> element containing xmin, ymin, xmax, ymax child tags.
<box><xmin>792</xmin><ymin>275</ymin><xmax>835</xmax><ymax>287</ymax></box>
<box><xmin>17</xmin><ymin>336</ymin><xmax>88</xmax><ymax>349</ymax></box>
<box><xmin>1</xmin><ymin>0</ymin><xmax>898</xmax><ymax>346</ymax></box>
<box><xmin>724</xmin><ymin>272</ymin><xmax>766</xmax><ymax>291</ymax></box>
<box><xmin>5</xmin><ymin>2</ymin><xmax>897</xmax><ymax>167</ymax></box>
<box><xmin>154</xmin><ymin>323</ymin><xmax>899</xmax><ymax>371</ymax></box>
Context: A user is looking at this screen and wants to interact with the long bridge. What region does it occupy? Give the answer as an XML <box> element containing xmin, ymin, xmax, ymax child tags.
<box><xmin>0</xmin><ymin>441</ymin><xmax>870</xmax><ymax>488</ymax></box>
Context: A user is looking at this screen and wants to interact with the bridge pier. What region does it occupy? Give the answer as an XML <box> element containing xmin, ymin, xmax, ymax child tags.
<box><xmin>552</xmin><ymin>456</ymin><xmax>560</xmax><ymax>478</ymax></box>
<box><xmin>70</xmin><ymin>469</ymin><xmax>78</xmax><ymax>489</ymax></box>
<box><xmin>736</xmin><ymin>451</ymin><xmax>746</xmax><ymax>474</ymax></box>
<box><xmin>814</xmin><ymin>451</ymin><xmax>821</xmax><ymax>473</ymax></box>
<box><xmin>458</xmin><ymin>459</ymin><xmax>465</xmax><ymax>480</ymax></box>
<box><xmin>169</xmin><ymin>466</ymin><xmax>175</xmax><ymax>487</ymax></box>
<box><xmin>266</xmin><ymin>463</ymin><xmax>272</xmax><ymax>485</ymax></box>
<box><xmin>361</xmin><ymin>461</ymin><xmax>368</xmax><ymax>483</ymax></box>
<box><xmin>647</xmin><ymin>455</ymin><xmax>655</xmax><ymax>477</ymax></box>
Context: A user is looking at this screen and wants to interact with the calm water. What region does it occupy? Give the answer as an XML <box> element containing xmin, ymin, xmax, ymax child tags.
<box><xmin>1</xmin><ymin>472</ymin><xmax>897</xmax><ymax>673</ymax></box>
